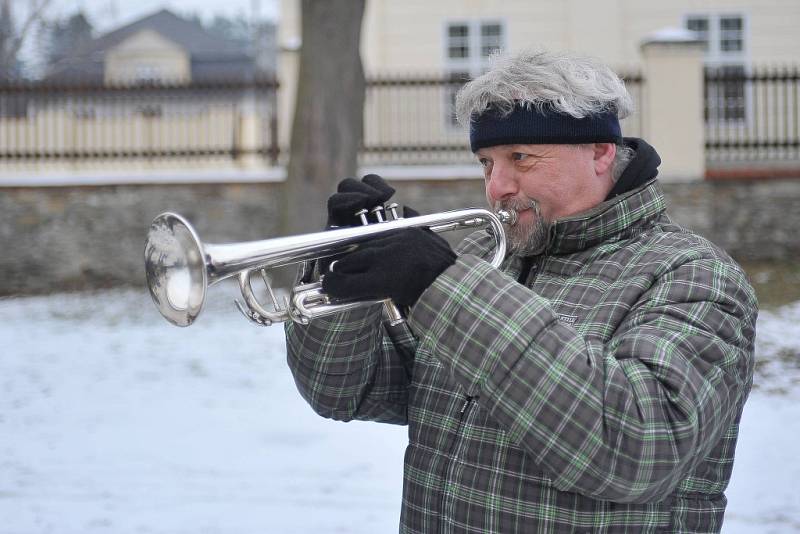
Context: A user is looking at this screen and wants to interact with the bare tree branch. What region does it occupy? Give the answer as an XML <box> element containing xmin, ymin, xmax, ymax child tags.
<box><xmin>1</xmin><ymin>0</ymin><xmax>53</xmax><ymax>77</ymax></box>
<box><xmin>15</xmin><ymin>0</ymin><xmax>52</xmax><ymax>46</ymax></box>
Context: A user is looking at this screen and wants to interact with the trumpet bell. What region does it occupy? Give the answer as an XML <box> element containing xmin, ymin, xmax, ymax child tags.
<box><xmin>144</xmin><ymin>212</ymin><xmax>208</xmax><ymax>327</ymax></box>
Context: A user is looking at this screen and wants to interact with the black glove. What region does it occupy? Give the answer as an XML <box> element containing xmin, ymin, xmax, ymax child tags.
<box><xmin>319</xmin><ymin>174</ymin><xmax>417</xmax><ymax>276</ymax></box>
<box><xmin>316</xmin><ymin>174</ymin><xmax>396</xmax><ymax>276</ymax></box>
<box><xmin>327</xmin><ymin>174</ymin><xmax>396</xmax><ymax>228</ymax></box>
<box><xmin>322</xmin><ymin>227</ymin><xmax>456</xmax><ymax>307</ymax></box>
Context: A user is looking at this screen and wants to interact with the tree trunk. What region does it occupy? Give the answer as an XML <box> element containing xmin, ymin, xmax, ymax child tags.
<box><xmin>283</xmin><ymin>0</ymin><xmax>366</xmax><ymax>234</ymax></box>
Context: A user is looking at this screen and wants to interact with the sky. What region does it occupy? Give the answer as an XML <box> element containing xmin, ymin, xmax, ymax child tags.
<box><xmin>50</xmin><ymin>0</ymin><xmax>279</xmax><ymax>32</ymax></box>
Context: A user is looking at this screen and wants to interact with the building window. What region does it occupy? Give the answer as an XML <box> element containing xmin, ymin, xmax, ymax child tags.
<box><xmin>719</xmin><ymin>16</ymin><xmax>744</xmax><ymax>52</ymax></box>
<box><xmin>480</xmin><ymin>24</ymin><xmax>503</xmax><ymax>57</ymax></box>
<box><xmin>686</xmin><ymin>17</ymin><xmax>710</xmax><ymax>51</ymax></box>
<box><xmin>134</xmin><ymin>64</ymin><xmax>164</xmax><ymax>84</ymax></box>
<box><xmin>444</xmin><ymin>20</ymin><xmax>506</xmax><ymax>126</ymax></box>
<box><xmin>685</xmin><ymin>14</ymin><xmax>748</xmax><ymax>122</ymax></box>
<box><xmin>447</xmin><ymin>25</ymin><xmax>470</xmax><ymax>59</ymax></box>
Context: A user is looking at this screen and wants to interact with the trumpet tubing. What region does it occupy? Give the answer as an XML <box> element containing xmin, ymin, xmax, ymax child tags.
<box><xmin>144</xmin><ymin>208</ymin><xmax>514</xmax><ymax>327</ymax></box>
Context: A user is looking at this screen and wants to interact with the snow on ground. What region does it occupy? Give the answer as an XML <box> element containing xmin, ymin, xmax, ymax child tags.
<box><xmin>1</xmin><ymin>288</ymin><xmax>798</xmax><ymax>533</ymax></box>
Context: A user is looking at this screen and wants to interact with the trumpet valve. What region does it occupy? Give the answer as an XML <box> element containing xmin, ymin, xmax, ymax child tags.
<box><xmin>386</xmin><ymin>202</ymin><xmax>401</xmax><ymax>220</ymax></box>
<box><xmin>370</xmin><ymin>205</ymin><xmax>386</xmax><ymax>223</ymax></box>
<box><xmin>355</xmin><ymin>209</ymin><xmax>370</xmax><ymax>226</ymax></box>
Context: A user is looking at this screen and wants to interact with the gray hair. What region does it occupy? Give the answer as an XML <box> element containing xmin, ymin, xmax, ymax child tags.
<box><xmin>456</xmin><ymin>49</ymin><xmax>636</xmax><ymax>180</ymax></box>
<box><xmin>608</xmin><ymin>144</ymin><xmax>633</xmax><ymax>182</ymax></box>
<box><xmin>456</xmin><ymin>49</ymin><xmax>634</xmax><ymax>125</ymax></box>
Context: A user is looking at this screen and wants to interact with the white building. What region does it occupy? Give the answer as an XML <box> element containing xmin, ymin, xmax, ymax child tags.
<box><xmin>281</xmin><ymin>0</ymin><xmax>799</xmax><ymax>74</ymax></box>
<box><xmin>278</xmin><ymin>0</ymin><xmax>800</xmax><ymax>175</ymax></box>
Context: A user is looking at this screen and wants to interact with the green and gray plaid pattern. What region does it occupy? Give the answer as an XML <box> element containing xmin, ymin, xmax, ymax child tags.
<box><xmin>284</xmin><ymin>181</ymin><xmax>757</xmax><ymax>533</ymax></box>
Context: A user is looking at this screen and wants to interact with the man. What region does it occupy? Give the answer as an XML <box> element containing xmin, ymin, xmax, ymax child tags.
<box><xmin>284</xmin><ymin>50</ymin><xmax>757</xmax><ymax>533</ymax></box>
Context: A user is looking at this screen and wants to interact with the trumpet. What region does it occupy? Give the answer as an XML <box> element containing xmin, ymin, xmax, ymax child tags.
<box><xmin>144</xmin><ymin>206</ymin><xmax>516</xmax><ymax>327</ymax></box>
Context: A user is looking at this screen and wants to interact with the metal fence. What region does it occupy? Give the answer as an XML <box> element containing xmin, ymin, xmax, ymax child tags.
<box><xmin>0</xmin><ymin>79</ymin><xmax>280</xmax><ymax>165</ymax></box>
<box><xmin>361</xmin><ymin>72</ymin><xmax>645</xmax><ymax>165</ymax></box>
<box><xmin>705</xmin><ymin>66</ymin><xmax>800</xmax><ymax>163</ymax></box>
<box><xmin>0</xmin><ymin>74</ymin><xmax>644</xmax><ymax>170</ymax></box>
<box><xmin>7</xmin><ymin>69</ymin><xmax>800</xmax><ymax>170</ymax></box>
<box><xmin>362</xmin><ymin>75</ymin><xmax>473</xmax><ymax>165</ymax></box>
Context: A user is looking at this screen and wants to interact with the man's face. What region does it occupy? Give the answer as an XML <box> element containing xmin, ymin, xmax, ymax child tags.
<box><xmin>476</xmin><ymin>143</ymin><xmax>614</xmax><ymax>255</ymax></box>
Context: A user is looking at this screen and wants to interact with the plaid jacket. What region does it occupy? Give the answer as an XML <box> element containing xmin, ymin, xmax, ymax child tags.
<box><xmin>284</xmin><ymin>180</ymin><xmax>757</xmax><ymax>533</ymax></box>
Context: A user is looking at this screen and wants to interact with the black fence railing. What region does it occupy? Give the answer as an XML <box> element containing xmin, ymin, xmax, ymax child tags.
<box><xmin>0</xmin><ymin>79</ymin><xmax>280</xmax><ymax>164</ymax></box>
<box><xmin>705</xmin><ymin>67</ymin><xmax>800</xmax><ymax>163</ymax></box>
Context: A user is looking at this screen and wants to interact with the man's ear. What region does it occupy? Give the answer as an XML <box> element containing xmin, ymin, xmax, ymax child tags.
<box><xmin>592</xmin><ymin>143</ymin><xmax>616</xmax><ymax>176</ymax></box>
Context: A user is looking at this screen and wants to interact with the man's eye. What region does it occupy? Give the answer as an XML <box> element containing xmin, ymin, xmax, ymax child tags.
<box><xmin>512</xmin><ymin>152</ymin><xmax>529</xmax><ymax>161</ymax></box>
<box><xmin>478</xmin><ymin>158</ymin><xmax>491</xmax><ymax>168</ymax></box>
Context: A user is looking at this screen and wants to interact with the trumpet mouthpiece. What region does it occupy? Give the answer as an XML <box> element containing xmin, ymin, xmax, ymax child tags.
<box><xmin>495</xmin><ymin>209</ymin><xmax>518</xmax><ymax>226</ymax></box>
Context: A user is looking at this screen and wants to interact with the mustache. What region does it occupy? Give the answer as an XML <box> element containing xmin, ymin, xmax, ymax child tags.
<box><xmin>496</xmin><ymin>197</ymin><xmax>540</xmax><ymax>214</ymax></box>
<box><xmin>496</xmin><ymin>197</ymin><xmax>551</xmax><ymax>255</ymax></box>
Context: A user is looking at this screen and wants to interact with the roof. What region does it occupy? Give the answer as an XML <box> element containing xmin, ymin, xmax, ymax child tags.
<box><xmin>45</xmin><ymin>9</ymin><xmax>260</xmax><ymax>84</ymax></box>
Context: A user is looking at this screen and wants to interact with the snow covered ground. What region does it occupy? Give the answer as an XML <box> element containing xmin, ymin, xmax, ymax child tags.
<box><xmin>1</xmin><ymin>288</ymin><xmax>798</xmax><ymax>533</ymax></box>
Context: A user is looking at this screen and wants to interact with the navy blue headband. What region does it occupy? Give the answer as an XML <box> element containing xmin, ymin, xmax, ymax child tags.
<box><xmin>469</xmin><ymin>104</ymin><xmax>622</xmax><ymax>152</ymax></box>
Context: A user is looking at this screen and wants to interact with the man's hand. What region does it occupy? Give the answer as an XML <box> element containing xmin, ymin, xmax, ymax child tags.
<box><xmin>322</xmin><ymin>227</ymin><xmax>456</xmax><ymax>307</ymax></box>
<box><xmin>319</xmin><ymin>174</ymin><xmax>418</xmax><ymax>277</ymax></box>
<box><xmin>327</xmin><ymin>174</ymin><xmax>396</xmax><ymax>228</ymax></box>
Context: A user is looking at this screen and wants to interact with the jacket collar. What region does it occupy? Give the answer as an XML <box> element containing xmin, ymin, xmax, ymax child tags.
<box><xmin>495</xmin><ymin>179</ymin><xmax>667</xmax><ymax>280</ymax></box>
<box><xmin>539</xmin><ymin>178</ymin><xmax>666</xmax><ymax>256</ymax></box>
<box><xmin>605</xmin><ymin>138</ymin><xmax>661</xmax><ymax>200</ymax></box>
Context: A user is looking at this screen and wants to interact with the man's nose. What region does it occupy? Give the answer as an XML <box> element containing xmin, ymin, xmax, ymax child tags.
<box><xmin>486</xmin><ymin>162</ymin><xmax>518</xmax><ymax>202</ymax></box>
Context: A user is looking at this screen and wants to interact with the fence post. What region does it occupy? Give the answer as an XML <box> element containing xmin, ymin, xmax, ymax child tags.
<box><xmin>640</xmin><ymin>29</ymin><xmax>706</xmax><ymax>181</ymax></box>
<box><xmin>277</xmin><ymin>0</ymin><xmax>301</xmax><ymax>153</ymax></box>
<box><xmin>235</xmin><ymin>87</ymin><xmax>262</xmax><ymax>169</ymax></box>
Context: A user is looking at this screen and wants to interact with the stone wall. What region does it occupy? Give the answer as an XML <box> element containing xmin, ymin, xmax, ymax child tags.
<box><xmin>1</xmin><ymin>177</ymin><xmax>798</xmax><ymax>296</ymax></box>
<box><xmin>1</xmin><ymin>183</ymin><xmax>285</xmax><ymax>295</ymax></box>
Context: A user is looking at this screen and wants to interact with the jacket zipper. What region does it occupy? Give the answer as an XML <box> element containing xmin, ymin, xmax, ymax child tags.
<box><xmin>524</xmin><ymin>258</ymin><xmax>540</xmax><ymax>288</ymax></box>
<box><xmin>439</xmin><ymin>395</ymin><xmax>476</xmax><ymax>533</ymax></box>
<box><xmin>459</xmin><ymin>396</ymin><xmax>473</xmax><ymax>415</ymax></box>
